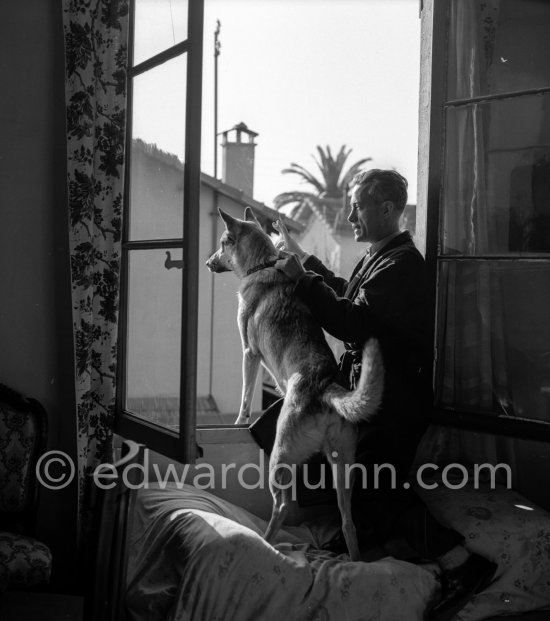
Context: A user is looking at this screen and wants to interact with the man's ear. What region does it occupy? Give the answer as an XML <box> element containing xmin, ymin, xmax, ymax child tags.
<box><xmin>382</xmin><ymin>201</ymin><xmax>394</xmax><ymax>217</ymax></box>
<box><xmin>244</xmin><ymin>206</ymin><xmax>262</xmax><ymax>227</ymax></box>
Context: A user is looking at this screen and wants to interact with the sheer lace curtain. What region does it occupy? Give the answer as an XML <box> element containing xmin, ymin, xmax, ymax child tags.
<box><xmin>424</xmin><ymin>0</ymin><xmax>519</xmax><ymax>475</ymax></box>
<box><xmin>438</xmin><ymin>0</ymin><xmax>510</xmax><ymax>411</ymax></box>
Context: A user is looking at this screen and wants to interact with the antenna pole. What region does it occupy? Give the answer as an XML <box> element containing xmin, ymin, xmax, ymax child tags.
<box><xmin>214</xmin><ymin>20</ymin><xmax>221</xmax><ymax>178</ymax></box>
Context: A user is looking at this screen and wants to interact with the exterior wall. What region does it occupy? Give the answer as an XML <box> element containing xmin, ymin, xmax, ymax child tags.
<box><xmin>336</xmin><ymin>231</ymin><xmax>365</xmax><ymax>280</ymax></box>
<box><xmin>125</xmin><ymin>145</ymin><xmax>185</xmax><ymax>417</ymax></box>
<box><xmin>299</xmin><ymin>216</ymin><xmax>341</xmax><ymax>273</ymax></box>
<box><xmin>126</xmin><ymin>144</ymin><xmax>262</xmax><ymax>424</ymax></box>
<box><xmin>129</xmin><ymin>141</ymin><xmax>184</xmax><ymax>240</ymax></box>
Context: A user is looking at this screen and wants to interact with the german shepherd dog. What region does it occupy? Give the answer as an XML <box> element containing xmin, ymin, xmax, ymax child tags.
<box><xmin>206</xmin><ymin>207</ymin><xmax>384</xmax><ymax>561</ymax></box>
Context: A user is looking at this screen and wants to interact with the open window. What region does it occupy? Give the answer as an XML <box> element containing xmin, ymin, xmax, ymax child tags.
<box><xmin>116</xmin><ymin>0</ymin><xmax>204</xmax><ymax>462</ymax></box>
<box><xmin>422</xmin><ymin>0</ymin><xmax>550</xmax><ymax>439</ymax></box>
<box><xmin>116</xmin><ymin>1</ymin><xmax>423</xmax><ymax>463</ymax></box>
<box><xmin>117</xmin><ymin>0</ymin><xmax>550</xmax><ymax>463</ymax></box>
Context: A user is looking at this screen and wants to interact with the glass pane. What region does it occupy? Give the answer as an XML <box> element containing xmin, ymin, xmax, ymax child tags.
<box><xmin>441</xmin><ymin>95</ymin><xmax>550</xmax><ymax>255</ymax></box>
<box><xmin>126</xmin><ymin>249</ymin><xmax>182</xmax><ymax>429</ymax></box>
<box><xmin>447</xmin><ymin>0</ymin><xmax>550</xmax><ymax>100</ymax></box>
<box><xmin>129</xmin><ymin>55</ymin><xmax>187</xmax><ymax>240</ymax></box>
<box><xmin>435</xmin><ymin>260</ymin><xmax>550</xmax><ymax>422</ymax></box>
<box><xmin>134</xmin><ymin>0</ymin><xmax>188</xmax><ymax>66</ymax></box>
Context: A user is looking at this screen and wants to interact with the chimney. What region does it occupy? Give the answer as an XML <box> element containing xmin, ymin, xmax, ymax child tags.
<box><xmin>221</xmin><ymin>122</ymin><xmax>258</xmax><ymax>197</ymax></box>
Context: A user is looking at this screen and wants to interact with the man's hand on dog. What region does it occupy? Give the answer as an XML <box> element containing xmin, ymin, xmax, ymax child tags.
<box><xmin>274</xmin><ymin>219</ymin><xmax>308</xmax><ymax>280</ymax></box>
<box><xmin>273</xmin><ymin>219</ymin><xmax>307</xmax><ymax>259</ymax></box>
<box><xmin>275</xmin><ymin>251</ymin><xmax>305</xmax><ymax>281</ymax></box>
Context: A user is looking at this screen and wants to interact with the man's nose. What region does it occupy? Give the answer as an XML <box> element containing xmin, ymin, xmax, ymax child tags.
<box><xmin>348</xmin><ymin>207</ymin><xmax>356</xmax><ymax>223</ymax></box>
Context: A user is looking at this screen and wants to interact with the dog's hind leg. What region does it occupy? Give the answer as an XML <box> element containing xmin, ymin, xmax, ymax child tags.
<box><xmin>264</xmin><ymin>489</ymin><xmax>288</xmax><ymax>544</ymax></box>
<box><xmin>264</xmin><ymin>459</ymin><xmax>294</xmax><ymax>543</ymax></box>
<box><xmin>326</xmin><ymin>431</ymin><xmax>361</xmax><ymax>562</ymax></box>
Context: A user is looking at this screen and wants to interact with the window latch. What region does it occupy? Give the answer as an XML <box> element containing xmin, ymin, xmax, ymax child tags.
<box><xmin>165</xmin><ymin>251</ymin><xmax>184</xmax><ymax>270</ymax></box>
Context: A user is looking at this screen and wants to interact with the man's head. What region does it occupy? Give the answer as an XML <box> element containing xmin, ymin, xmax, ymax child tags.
<box><xmin>347</xmin><ymin>169</ymin><xmax>408</xmax><ymax>243</ymax></box>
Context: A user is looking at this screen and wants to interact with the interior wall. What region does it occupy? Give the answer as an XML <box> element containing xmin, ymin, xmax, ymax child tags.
<box><xmin>0</xmin><ymin>0</ymin><xmax>79</xmax><ymax>590</ymax></box>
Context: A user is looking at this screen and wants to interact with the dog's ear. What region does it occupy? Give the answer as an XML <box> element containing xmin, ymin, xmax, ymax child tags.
<box><xmin>218</xmin><ymin>208</ymin><xmax>239</xmax><ymax>231</ymax></box>
<box><xmin>244</xmin><ymin>206</ymin><xmax>262</xmax><ymax>228</ymax></box>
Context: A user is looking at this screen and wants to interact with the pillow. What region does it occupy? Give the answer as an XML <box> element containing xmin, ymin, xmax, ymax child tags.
<box><xmin>417</xmin><ymin>480</ymin><xmax>550</xmax><ymax>620</ymax></box>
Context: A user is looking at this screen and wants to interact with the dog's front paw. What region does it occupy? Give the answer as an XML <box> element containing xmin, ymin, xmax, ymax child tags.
<box><xmin>234</xmin><ymin>414</ymin><xmax>250</xmax><ymax>425</ymax></box>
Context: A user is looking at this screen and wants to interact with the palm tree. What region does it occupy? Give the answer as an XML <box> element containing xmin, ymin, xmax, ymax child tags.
<box><xmin>273</xmin><ymin>145</ymin><xmax>371</xmax><ymax>221</ymax></box>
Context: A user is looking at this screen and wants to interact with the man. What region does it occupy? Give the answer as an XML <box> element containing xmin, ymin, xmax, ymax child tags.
<box><xmin>275</xmin><ymin>169</ymin><xmax>431</xmax><ymax>494</ymax></box>
<box><xmin>268</xmin><ymin>169</ymin><xmax>496</xmax><ymax>620</ymax></box>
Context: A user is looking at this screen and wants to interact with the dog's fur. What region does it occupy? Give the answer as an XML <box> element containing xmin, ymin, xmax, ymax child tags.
<box><xmin>206</xmin><ymin>207</ymin><xmax>384</xmax><ymax>561</ymax></box>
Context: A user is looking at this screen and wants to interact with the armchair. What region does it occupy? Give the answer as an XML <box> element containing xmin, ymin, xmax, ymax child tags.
<box><xmin>0</xmin><ymin>383</ymin><xmax>52</xmax><ymax>591</ymax></box>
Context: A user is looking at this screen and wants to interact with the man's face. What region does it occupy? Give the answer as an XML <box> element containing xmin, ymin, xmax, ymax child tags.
<box><xmin>348</xmin><ymin>185</ymin><xmax>385</xmax><ymax>243</ymax></box>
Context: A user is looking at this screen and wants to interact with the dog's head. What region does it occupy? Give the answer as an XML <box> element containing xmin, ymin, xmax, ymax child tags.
<box><xmin>206</xmin><ymin>207</ymin><xmax>277</xmax><ymax>278</ymax></box>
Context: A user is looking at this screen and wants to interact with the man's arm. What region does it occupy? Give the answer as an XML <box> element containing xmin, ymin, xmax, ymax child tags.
<box><xmin>303</xmin><ymin>255</ymin><xmax>349</xmax><ymax>297</ymax></box>
<box><xmin>292</xmin><ymin>272</ymin><xmax>374</xmax><ymax>343</ymax></box>
<box><xmin>293</xmin><ymin>252</ymin><xmax>427</xmax><ymax>346</ymax></box>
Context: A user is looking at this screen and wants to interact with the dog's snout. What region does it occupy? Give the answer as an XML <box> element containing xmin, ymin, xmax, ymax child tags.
<box><xmin>206</xmin><ymin>253</ymin><xmax>227</xmax><ymax>273</ymax></box>
<box><xmin>206</xmin><ymin>249</ymin><xmax>231</xmax><ymax>273</ymax></box>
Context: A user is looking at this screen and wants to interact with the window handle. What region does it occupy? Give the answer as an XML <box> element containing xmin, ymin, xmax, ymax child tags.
<box><xmin>164</xmin><ymin>251</ymin><xmax>183</xmax><ymax>270</ymax></box>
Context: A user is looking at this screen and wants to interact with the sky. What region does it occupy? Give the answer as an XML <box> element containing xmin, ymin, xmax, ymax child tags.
<box><xmin>133</xmin><ymin>0</ymin><xmax>421</xmax><ymax>206</ymax></box>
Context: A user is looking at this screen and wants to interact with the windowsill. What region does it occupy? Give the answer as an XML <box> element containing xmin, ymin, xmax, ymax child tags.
<box><xmin>196</xmin><ymin>425</ymin><xmax>257</xmax><ymax>444</ymax></box>
<box><xmin>432</xmin><ymin>408</ymin><xmax>550</xmax><ymax>443</ymax></box>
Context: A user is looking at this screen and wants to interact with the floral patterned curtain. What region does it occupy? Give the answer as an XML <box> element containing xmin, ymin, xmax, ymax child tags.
<box><xmin>62</xmin><ymin>0</ymin><xmax>128</xmax><ymax>523</ymax></box>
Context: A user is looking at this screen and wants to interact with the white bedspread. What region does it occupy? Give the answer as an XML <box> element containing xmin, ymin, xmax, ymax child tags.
<box><xmin>126</xmin><ymin>484</ymin><xmax>437</xmax><ymax>621</ymax></box>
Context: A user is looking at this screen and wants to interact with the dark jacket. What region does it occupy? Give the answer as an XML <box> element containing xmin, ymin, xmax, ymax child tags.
<box><xmin>295</xmin><ymin>231</ymin><xmax>432</xmax><ymax>476</ymax></box>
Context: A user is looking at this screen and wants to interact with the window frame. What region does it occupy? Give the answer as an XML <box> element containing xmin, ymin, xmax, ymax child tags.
<box><xmin>117</xmin><ymin>0</ymin><xmax>550</xmax><ymax>461</ymax></box>
<box><xmin>115</xmin><ymin>0</ymin><xmax>205</xmax><ymax>463</ymax></box>
<box><xmin>421</xmin><ymin>0</ymin><xmax>550</xmax><ymax>442</ymax></box>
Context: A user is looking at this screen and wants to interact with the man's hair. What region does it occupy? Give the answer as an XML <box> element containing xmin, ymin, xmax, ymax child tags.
<box><xmin>351</xmin><ymin>169</ymin><xmax>408</xmax><ymax>213</ymax></box>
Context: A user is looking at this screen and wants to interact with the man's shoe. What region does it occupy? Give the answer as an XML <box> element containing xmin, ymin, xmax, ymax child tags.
<box><xmin>429</xmin><ymin>553</ymin><xmax>498</xmax><ymax>621</ymax></box>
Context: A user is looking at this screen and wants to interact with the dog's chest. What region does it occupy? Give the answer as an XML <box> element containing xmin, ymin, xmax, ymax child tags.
<box><xmin>237</xmin><ymin>291</ymin><xmax>261</xmax><ymax>341</ymax></box>
<box><xmin>237</xmin><ymin>283</ymin><xmax>286</xmax><ymax>349</ymax></box>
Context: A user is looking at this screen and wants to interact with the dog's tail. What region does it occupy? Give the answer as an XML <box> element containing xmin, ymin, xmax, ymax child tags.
<box><xmin>323</xmin><ymin>339</ymin><xmax>384</xmax><ymax>424</ymax></box>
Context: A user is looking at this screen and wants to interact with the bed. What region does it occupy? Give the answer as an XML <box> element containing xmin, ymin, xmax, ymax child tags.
<box><xmin>126</xmin><ymin>483</ymin><xmax>437</xmax><ymax>621</ymax></box>
<box><xmin>125</xmin><ymin>477</ymin><xmax>550</xmax><ymax>621</ymax></box>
